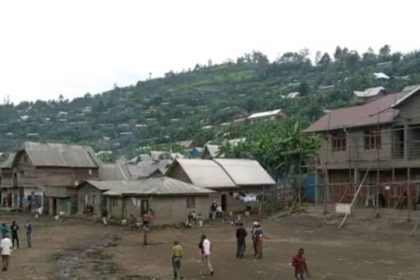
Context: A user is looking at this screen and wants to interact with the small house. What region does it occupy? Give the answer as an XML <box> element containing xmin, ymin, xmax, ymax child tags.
<box><xmin>102</xmin><ymin>177</ymin><xmax>215</xmax><ymax>225</ymax></box>
<box><xmin>0</xmin><ymin>142</ymin><xmax>101</xmax><ymax>215</ymax></box>
<box><xmin>166</xmin><ymin>159</ymin><xmax>276</xmax><ymax>212</ymax></box>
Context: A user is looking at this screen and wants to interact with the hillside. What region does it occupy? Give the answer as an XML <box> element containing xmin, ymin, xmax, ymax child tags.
<box><xmin>1</xmin><ymin>46</ymin><xmax>420</xmax><ymax>157</ymax></box>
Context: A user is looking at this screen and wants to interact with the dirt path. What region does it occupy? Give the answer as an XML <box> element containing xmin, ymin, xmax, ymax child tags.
<box><xmin>0</xmin><ymin>211</ymin><xmax>419</xmax><ymax>280</ymax></box>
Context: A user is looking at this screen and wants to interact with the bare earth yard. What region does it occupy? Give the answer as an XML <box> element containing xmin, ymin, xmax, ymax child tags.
<box><xmin>1</xmin><ymin>209</ymin><xmax>420</xmax><ymax>280</ymax></box>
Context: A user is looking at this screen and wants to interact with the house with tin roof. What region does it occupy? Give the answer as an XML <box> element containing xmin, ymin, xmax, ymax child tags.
<box><xmin>0</xmin><ymin>142</ymin><xmax>101</xmax><ymax>215</ymax></box>
<box><xmin>166</xmin><ymin>158</ymin><xmax>275</xmax><ymax>212</ymax></box>
<box><xmin>78</xmin><ymin>177</ymin><xmax>214</xmax><ymax>225</ymax></box>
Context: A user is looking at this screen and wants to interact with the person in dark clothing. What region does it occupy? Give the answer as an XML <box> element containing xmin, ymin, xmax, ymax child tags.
<box><xmin>24</xmin><ymin>220</ymin><xmax>32</xmax><ymax>248</ymax></box>
<box><xmin>210</xmin><ymin>201</ymin><xmax>217</xmax><ymax>220</ymax></box>
<box><xmin>10</xmin><ymin>221</ymin><xmax>19</xmax><ymax>249</ymax></box>
<box><xmin>378</xmin><ymin>193</ymin><xmax>386</xmax><ymax>208</ymax></box>
<box><xmin>235</xmin><ymin>222</ymin><xmax>247</xmax><ymax>258</ymax></box>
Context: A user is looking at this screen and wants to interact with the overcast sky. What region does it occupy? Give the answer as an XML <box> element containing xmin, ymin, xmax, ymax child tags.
<box><xmin>0</xmin><ymin>0</ymin><xmax>419</xmax><ymax>103</ymax></box>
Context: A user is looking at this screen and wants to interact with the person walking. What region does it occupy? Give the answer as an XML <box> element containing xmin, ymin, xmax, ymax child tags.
<box><xmin>0</xmin><ymin>234</ymin><xmax>12</xmax><ymax>271</ymax></box>
<box><xmin>210</xmin><ymin>201</ymin><xmax>217</xmax><ymax>220</ymax></box>
<box><xmin>292</xmin><ymin>248</ymin><xmax>310</xmax><ymax>280</ymax></box>
<box><xmin>235</xmin><ymin>222</ymin><xmax>247</xmax><ymax>258</ymax></box>
<box><xmin>171</xmin><ymin>241</ymin><xmax>184</xmax><ymax>280</ymax></box>
<box><xmin>253</xmin><ymin>223</ymin><xmax>264</xmax><ymax>259</ymax></box>
<box><xmin>10</xmin><ymin>221</ymin><xmax>19</xmax><ymax>249</ymax></box>
<box><xmin>24</xmin><ymin>220</ymin><xmax>32</xmax><ymax>248</ymax></box>
<box><xmin>1</xmin><ymin>223</ymin><xmax>9</xmax><ymax>238</ymax></box>
<box><xmin>142</xmin><ymin>211</ymin><xmax>153</xmax><ymax>245</ymax></box>
<box><xmin>199</xmin><ymin>235</ymin><xmax>214</xmax><ymax>276</ymax></box>
<box><xmin>101</xmin><ymin>208</ymin><xmax>108</xmax><ymax>226</ymax></box>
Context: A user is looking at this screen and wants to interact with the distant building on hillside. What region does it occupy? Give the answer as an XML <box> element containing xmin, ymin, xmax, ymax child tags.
<box><xmin>247</xmin><ymin>109</ymin><xmax>285</xmax><ymax>123</ymax></box>
<box><xmin>353</xmin><ymin>86</ymin><xmax>387</xmax><ymax>104</ymax></box>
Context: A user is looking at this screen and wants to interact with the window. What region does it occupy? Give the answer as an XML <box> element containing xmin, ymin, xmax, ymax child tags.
<box><xmin>364</xmin><ymin>129</ymin><xmax>381</xmax><ymax>150</ymax></box>
<box><xmin>331</xmin><ymin>132</ymin><xmax>346</xmax><ymax>152</ymax></box>
<box><xmin>111</xmin><ymin>199</ymin><xmax>118</xmax><ymax>207</ymax></box>
<box><xmin>186</xmin><ymin>197</ymin><xmax>196</xmax><ymax>209</ymax></box>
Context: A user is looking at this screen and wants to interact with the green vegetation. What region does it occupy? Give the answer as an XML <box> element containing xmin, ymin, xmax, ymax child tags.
<box><xmin>221</xmin><ymin>119</ymin><xmax>320</xmax><ymax>180</ymax></box>
<box><xmin>1</xmin><ymin>45</ymin><xmax>420</xmax><ymax>158</ymax></box>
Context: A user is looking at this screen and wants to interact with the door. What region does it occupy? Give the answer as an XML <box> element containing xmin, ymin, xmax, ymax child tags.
<box><xmin>63</xmin><ymin>199</ymin><xmax>71</xmax><ymax>215</ymax></box>
<box><xmin>52</xmin><ymin>199</ymin><xmax>57</xmax><ymax>216</ymax></box>
<box><xmin>221</xmin><ymin>194</ymin><xmax>227</xmax><ymax>212</ymax></box>
<box><xmin>140</xmin><ymin>199</ymin><xmax>149</xmax><ymax>216</ymax></box>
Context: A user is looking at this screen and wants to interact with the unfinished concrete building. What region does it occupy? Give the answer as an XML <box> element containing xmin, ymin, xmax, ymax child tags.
<box><xmin>306</xmin><ymin>85</ymin><xmax>420</xmax><ymax>208</ymax></box>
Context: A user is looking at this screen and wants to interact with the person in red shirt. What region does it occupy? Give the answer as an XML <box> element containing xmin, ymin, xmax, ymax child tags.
<box><xmin>292</xmin><ymin>248</ymin><xmax>310</xmax><ymax>280</ymax></box>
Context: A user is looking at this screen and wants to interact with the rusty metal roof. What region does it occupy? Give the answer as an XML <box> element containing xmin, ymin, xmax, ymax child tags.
<box><xmin>305</xmin><ymin>92</ymin><xmax>409</xmax><ymax>132</ymax></box>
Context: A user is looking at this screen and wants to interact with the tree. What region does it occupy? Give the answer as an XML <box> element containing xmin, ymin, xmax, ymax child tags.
<box><xmin>392</xmin><ymin>52</ymin><xmax>402</xmax><ymax>63</ymax></box>
<box><xmin>222</xmin><ymin>119</ymin><xmax>319</xmax><ymax>181</ymax></box>
<box><xmin>314</xmin><ymin>51</ymin><xmax>322</xmax><ymax>65</ymax></box>
<box><xmin>362</xmin><ymin>47</ymin><xmax>377</xmax><ymax>65</ymax></box>
<box><xmin>334</xmin><ymin>46</ymin><xmax>343</xmax><ymax>62</ymax></box>
<box><xmin>379</xmin><ymin>45</ymin><xmax>391</xmax><ymax>61</ymax></box>
<box><xmin>317</xmin><ymin>53</ymin><xmax>331</xmax><ymax>67</ymax></box>
<box><xmin>344</xmin><ymin>51</ymin><xmax>361</xmax><ymax>71</ymax></box>
<box><xmin>299</xmin><ymin>81</ymin><xmax>310</xmax><ymax>96</ymax></box>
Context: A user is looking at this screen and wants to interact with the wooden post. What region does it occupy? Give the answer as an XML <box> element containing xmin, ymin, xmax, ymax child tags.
<box><xmin>391</xmin><ymin>168</ymin><xmax>395</xmax><ymax>208</ymax></box>
<box><xmin>338</xmin><ymin>166</ymin><xmax>371</xmax><ymax>229</ymax></box>
<box><xmin>323</xmin><ymin>169</ymin><xmax>329</xmax><ymax>214</ymax></box>
<box><xmin>407</xmin><ymin>167</ymin><xmax>412</xmax><ymax>221</ymax></box>
<box><xmin>315</xmin><ymin>169</ymin><xmax>319</xmax><ymax>205</ymax></box>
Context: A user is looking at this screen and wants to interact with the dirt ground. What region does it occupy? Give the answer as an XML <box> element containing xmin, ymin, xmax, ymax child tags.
<box><xmin>1</xmin><ymin>208</ymin><xmax>420</xmax><ymax>280</ymax></box>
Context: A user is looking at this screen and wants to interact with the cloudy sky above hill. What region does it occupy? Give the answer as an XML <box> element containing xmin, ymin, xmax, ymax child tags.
<box><xmin>0</xmin><ymin>0</ymin><xmax>419</xmax><ymax>103</ymax></box>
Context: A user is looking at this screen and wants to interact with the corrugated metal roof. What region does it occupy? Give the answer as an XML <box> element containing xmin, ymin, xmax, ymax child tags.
<box><xmin>248</xmin><ymin>109</ymin><xmax>283</xmax><ymax>120</ymax></box>
<box><xmin>392</xmin><ymin>85</ymin><xmax>420</xmax><ymax>108</ymax></box>
<box><xmin>305</xmin><ymin>92</ymin><xmax>408</xmax><ymax>132</ymax></box>
<box><xmin>128</xmin><ymin>160</ymin><xmax>162</xmax><ymax>178</ymax></box>
<box><xmin>123</xmin><ymin>177</ymin><xmax>215</xmax><ymax>196</ymax></box>
<box><xmin>83</xmin><ymin>180</ymin><xmax>133</xmax><ymax>191</ymax></box>
<box><xmin>175</xmin><ymin>159</ymin><xmax>237</xmax><ymax>189</ymax></box>
<box><xmin>0</xmin><ymin>153</ymin><xmax>15</xmax><ymax>169</ymax></box>
<box><xmin>94</xmin><ymin>177</ymin><xmax>214</xmax><ymax>196</ymax></box>
<box><xmin>214</xmin><ymin>159</ymin><xmax>276</xmax><ymax>186</ymax></box>
<box><xmin>203</xmin><ymin>144</ymin><xmax>221</xmax><ymax>158</ymax></box>
<box><xmin>353</xmin><ymin>86</ymin><xmax>385</xmax><ymax>98</ymax></box>
<box><xmin>20</xmin><ymin>142</ymin><xmax>101</xmax><ymax>168</ymax></box>
<box><xmin>98</xmin><ymin>162</ymin><xmax>130</xmax><ymax>180</ymax></box>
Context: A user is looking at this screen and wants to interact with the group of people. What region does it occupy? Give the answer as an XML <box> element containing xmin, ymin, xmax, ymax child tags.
<box><xmin>170</xmin><ymin>220</ymin><xmax>310</xmax><ymax>280</ymax></box>
<box><xmin>210</xmin><ymin>201</ymin><xmax>224</xmax><ymax>220</ymax></box>
<box><xmin>186</xmin><ymin>211</ymin><xmax>203</xmax><ymax>228</ymax></box>
<box><xmin>0</xmin><ymin>220</ymin><xmax>33</xmax><ymax>271</ymax></box>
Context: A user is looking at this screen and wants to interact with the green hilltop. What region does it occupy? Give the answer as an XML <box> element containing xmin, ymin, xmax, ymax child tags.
<box><xmin>1</xmin><ymin>45</ymin><xmax>420</xmax><ymax>157</ymax></box>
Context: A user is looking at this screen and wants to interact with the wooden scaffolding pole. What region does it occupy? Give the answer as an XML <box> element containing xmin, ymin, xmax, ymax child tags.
<box><xmin>338</xmin><ymin>167</ymin><xmax>371</xmax><ymax>229</ymax></box>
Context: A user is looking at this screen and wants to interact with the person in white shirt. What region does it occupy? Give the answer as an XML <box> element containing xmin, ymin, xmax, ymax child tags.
<box><xmin>0</xmin><ymin>235</ymin><xmax>13</xmax><ymax>271</ymax></box>
<box><xmin>199</xmin><ymin>235</ymin><xmax>214</xmax><ymax>276</ymax></box>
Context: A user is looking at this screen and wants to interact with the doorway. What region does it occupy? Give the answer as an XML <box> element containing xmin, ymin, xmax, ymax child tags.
<box><xmin>221</xmin><ymin>194</ymin><xmax>227</xmax><ymax>212</ymax></box>
<box><xmin>52</xmin><ymin>199</ymin><xmax>57</xmax><ymax>216</ymax></box>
